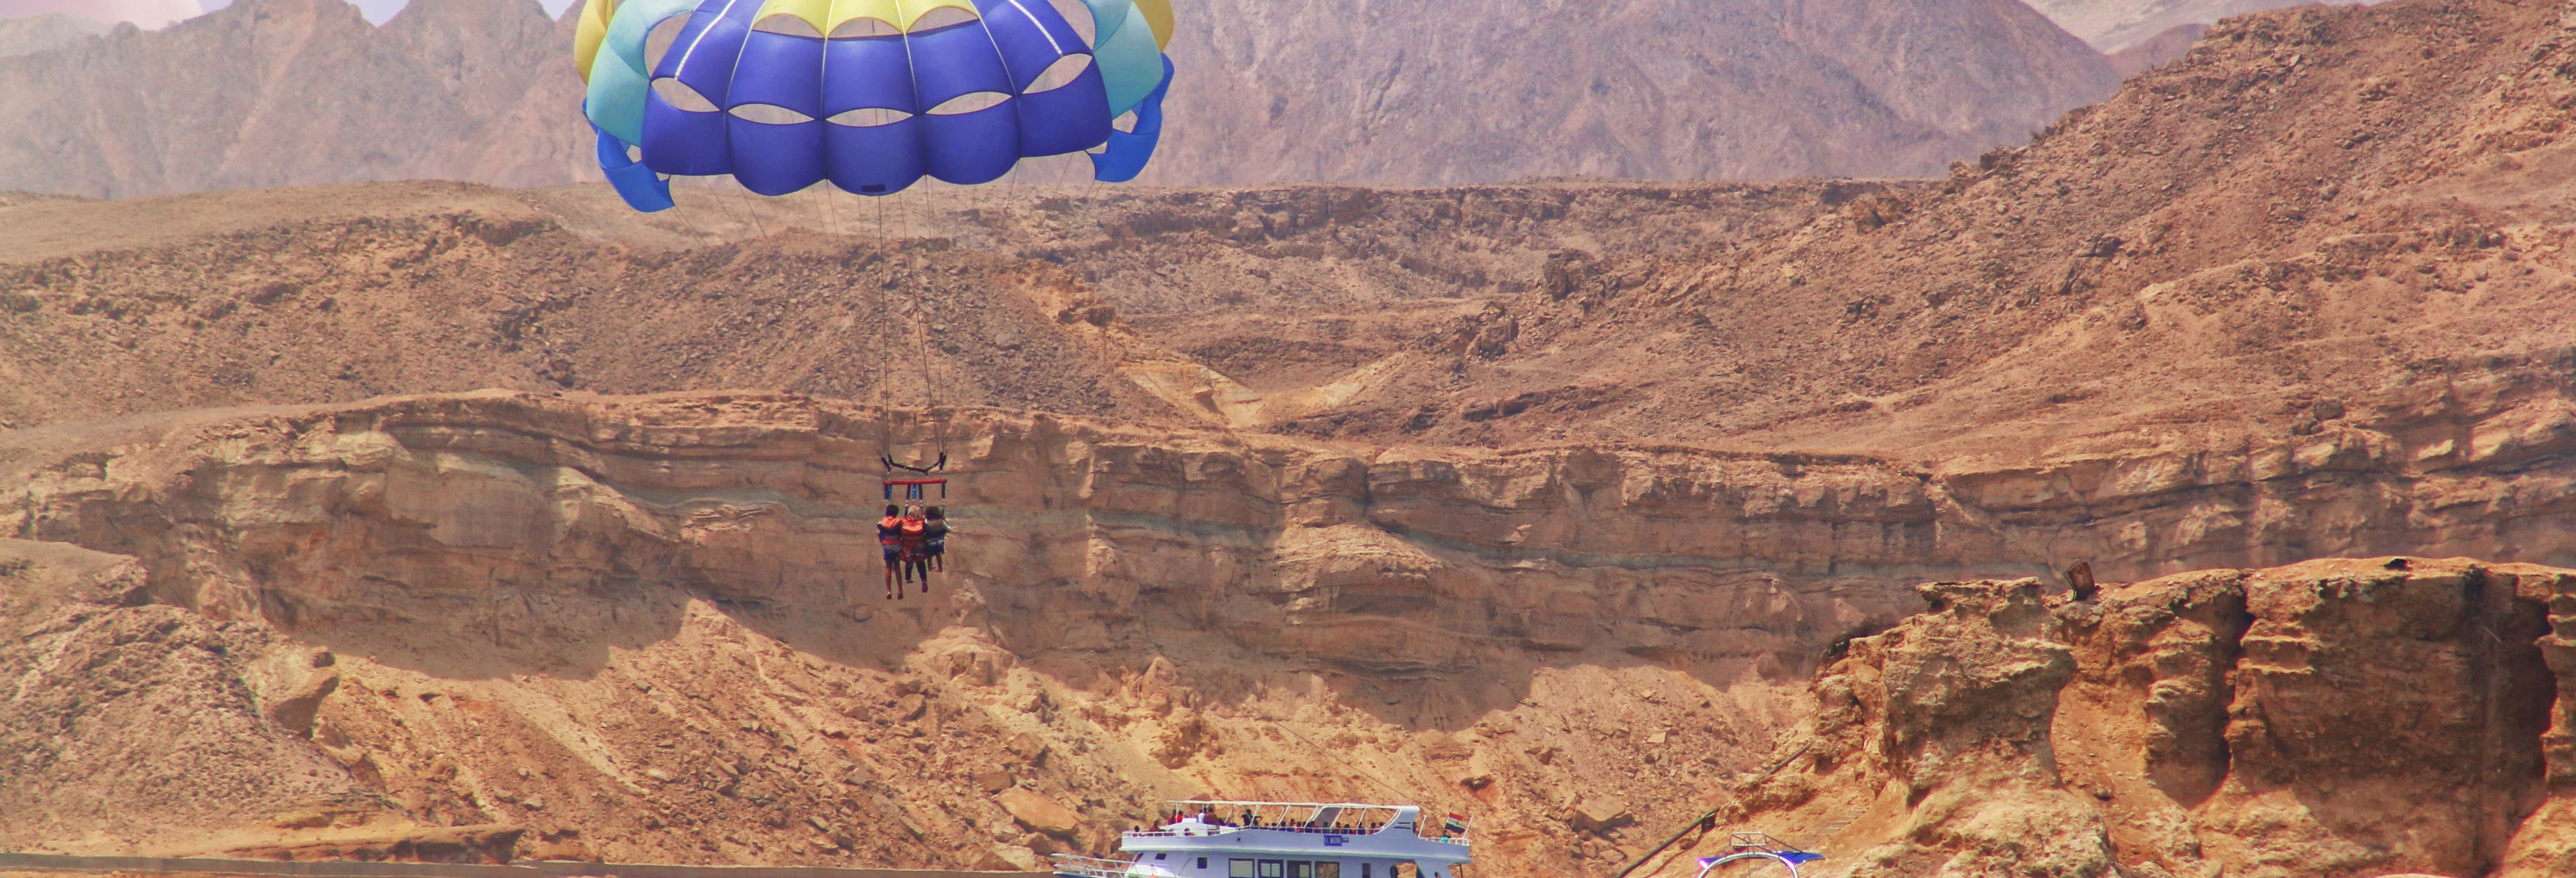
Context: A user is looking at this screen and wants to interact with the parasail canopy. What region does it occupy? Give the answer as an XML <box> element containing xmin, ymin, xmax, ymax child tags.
<box><xmin>574</xmin><ymin>0</ymin><xmax>1176</xmax><ymax>213</ymax></box>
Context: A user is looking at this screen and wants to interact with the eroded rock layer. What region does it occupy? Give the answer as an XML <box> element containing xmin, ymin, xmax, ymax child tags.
<box><xmin>1670</xmin><ymin>558</ymin><xmax>2576</xmax><ymax>878</ymax></box>
<box><xmin>3</xmin><ymin>392</ymin><xmax>2571</xmax><ymax>875</ymax></box>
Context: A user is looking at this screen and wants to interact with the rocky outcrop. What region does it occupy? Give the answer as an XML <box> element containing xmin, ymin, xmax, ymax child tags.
<box><xmin>0</xmin><ymin>392</ymin><xmax>1911</xmax><ymax>872</ymax></box>
<box><xmin>1662</xmin><ymin>557</ymin><xmax>2576</xmax><ymax>878</ymax></box>
<box><xmin>6</xmin><ymin>392</ymin><xmax>2574</xmax><ymax>874</ymax></box>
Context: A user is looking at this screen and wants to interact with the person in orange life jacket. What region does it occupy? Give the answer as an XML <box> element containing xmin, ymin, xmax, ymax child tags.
<box><xmin>878</xmin><ymin>504</ymin><xmax>906</xmax><ymax>599</ymax></box>
<box><xmin>898</xmin><ymin>504</ymin><xmax>932</xmax><ymax>589</ymax></box>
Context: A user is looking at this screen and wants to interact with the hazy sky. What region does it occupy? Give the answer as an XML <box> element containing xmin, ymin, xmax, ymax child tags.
<box><xmin>198</xmin><ymin>0</ymin><xmax>583</xmax><ymax>23</ymax></box>
<box><xmin>0</xmin><ymin>0</ymin><xmax>582</xmax><ymax>27</ymax></box>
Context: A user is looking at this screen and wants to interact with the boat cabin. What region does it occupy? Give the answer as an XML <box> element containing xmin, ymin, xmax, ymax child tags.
<box><xmin>1054</xmin><ymin>801</ymin><xmax>1470</xmax><ymax>878</ymax></box>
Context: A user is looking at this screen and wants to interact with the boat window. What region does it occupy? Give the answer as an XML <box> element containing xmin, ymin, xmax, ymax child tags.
<box><xmin>1259</xmin><ymin>861</ymin><xmax>1285</xmax><ymax>878</ymax></box>
<box><xmin>1291</xmin><ymin>862</ymin><xmax>1312</xmax><ymax>878</ymax></box>
<box><xmin>1360</xmin><ymin>863</ymin><xmax>1371</xmax><ymax>878</ymax></box>
<box><xmin>1316</xmin><ymin>863</ymin><xmax>1341</xmax><ymax>878</ymax></box>
<box><xmin>1156</xmin><ymin>854</ymin><xmax>1168</xmax><ymax>860</ymax></box>
<box><xmin>1231</xmin><ymin>860</ymin><xmax>1255</xmax><ymax>878</ymax></box>
<box><xmin>1198</xmin><ymin>859</ymin><xmax>1209</xmax><ymax>871</ymax></box>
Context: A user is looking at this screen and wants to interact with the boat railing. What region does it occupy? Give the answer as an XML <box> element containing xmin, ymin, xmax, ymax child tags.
<box><xmin>1052</xmin><ymin>854</ymin><xmax>1142</xmax><ymax>878</ymax></box>
<box><xmin>1122</xmin><ymin>825</ymin><xmax>1471</xmax><ymax>845</ymax></box>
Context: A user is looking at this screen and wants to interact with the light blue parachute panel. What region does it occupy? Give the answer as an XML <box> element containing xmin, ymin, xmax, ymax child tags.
<box><xmin>585</xmin><ymin>0</ymin><xmax>696</xmax><ymax>147</ymax></box>
<box><xmin>579</xmin><ymin>0</ymin><xmax>1170</xmax><ymax>209</ymax></box>
<box><xmin>1090</xmin><ymin>53</ymin><xmax>1169</xmax><ymax>182</ymax></box>
<box><xmin>1090</xmin><ymin>0</ymin><xmax>1162</xmax><ymax>115</ymax></box>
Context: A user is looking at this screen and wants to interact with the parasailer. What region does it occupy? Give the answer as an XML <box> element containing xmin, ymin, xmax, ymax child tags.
<box><xmin>571</xmin><ymin>0</ymin><xmax>1177</xmax><ymax>213</ymax></box>
<box><xmin>880</xmin><ymin>449</ymin><xmax>949</xmax><ymax>598</ymax></box>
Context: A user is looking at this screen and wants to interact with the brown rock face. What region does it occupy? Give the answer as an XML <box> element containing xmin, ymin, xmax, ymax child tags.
<box><xmin>1670</xmin><ymin>558</ymin><xmax>2576</xmax><ymax>878</ymax></box>
<box><xmin>996</xmin><ymin>788</ymin><xmax>1084</xmax><ymax>837</ymax></box>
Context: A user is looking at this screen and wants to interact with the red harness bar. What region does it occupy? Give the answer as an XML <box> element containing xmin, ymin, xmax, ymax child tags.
<box><xmin>883</xmin><ymin>477</ymin><xmax>949</xmax><ymax>500</ymax></box>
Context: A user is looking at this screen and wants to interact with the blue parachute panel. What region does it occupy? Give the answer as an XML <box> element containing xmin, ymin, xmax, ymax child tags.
<box><xmin>728</xmin><ymin>118</ymin><xmax>826</xmax><ymax>195</ymax></box>
<box><xmin>1017</xmin><ymin>62</ymin><xmax>1111</xmax><ymax>156</ymax></box>
<box><xmin>922</xmin><ymin>102</ymin><xmax>1021</xmax><ymax>184</ymax></box>
<box><xmin>1090</xmin><ymin>54</ymin><xmax>1168</xmax><ymax>182</ymax></box>
<box><xmin>641</xmin><ymin>2</ymin><xmax>756</xmax><ymax>176</ymax></box>
<box><xmin>820</xmin><ymin>35</ymin><xmax>918</xmax><ymax>116</ymax></box>
<box><xmin>727</xmin><ymin>29</ymin><xmax>829</xmax><ymax>195</ymax></box>
<box><xmin>584</xmin><ymin>0</ymin><xmax>1173</xmax><ymax>207</ymax></box>
<box><xmin>906</xmin><ymin>22</ymin><xmax>1015</xmax><ymax>109</ymax></box>
<box><xmin>978</xmin><ymin>0</ymin><xmax>1072</xmax><ymax>89</ymax></box>
<box><xmin>592</xmin><ymin>121</ymin><xmax>674</xmax><ymax>212</ymax></box>
<box><xmin>827</xmin><ymin>117</ymin><xmax>927</xmax><ymax>195</ymax></box>
<box><xmin>733</xmin><ymin>30</ymin><xmax>825</xmax><ymax>118</ymax></box>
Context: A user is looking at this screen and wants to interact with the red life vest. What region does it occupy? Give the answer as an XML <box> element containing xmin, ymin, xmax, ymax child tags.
<box><xmin>878</xmin><ymin>516</ymin><xmax>903</xmax><ymax>547</ymax></box>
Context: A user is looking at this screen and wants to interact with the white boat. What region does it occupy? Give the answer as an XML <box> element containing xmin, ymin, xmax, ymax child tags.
<box><xmin>1053</xmin><ymin>801</ymin><xmax>1471</xmax><ymax>878</ymax></box>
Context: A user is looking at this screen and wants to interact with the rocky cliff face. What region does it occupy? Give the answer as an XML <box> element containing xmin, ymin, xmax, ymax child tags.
<box><xmin>0</xmin><ymin>392</ymin><xmax>1911</xmax><ymax>872</ymax></box>
<box><xmin>0</xmin><ymin>0</ymin><xmax>2120</xmax><ymax>195</ymax></box>
<box><xmin>1656</xmin><ymin>557</ymin><xmax>2576</xmax><ymax>878</ymax></box>
<box><xmin>2</xmin><ymin>392</ymin><xmax>2572</xmax><ymax>873</ymax></box>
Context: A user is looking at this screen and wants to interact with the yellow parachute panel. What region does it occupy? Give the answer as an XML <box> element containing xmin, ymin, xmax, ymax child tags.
<box><xmin>574</xmin><ymin>0</ymin><xmax>617</xmax><ymax>85</ymax></box>
<box><xmin>1132</xmin><ymin>0</ymin><xmax>1172</xmax><ymax>50</ymax></box>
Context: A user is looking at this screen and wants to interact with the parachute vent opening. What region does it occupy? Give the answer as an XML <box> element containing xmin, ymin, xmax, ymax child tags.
<box><xmin>1023</xmin><ymin>54</ymin><xmax>1093</xmax><ymax>94</ymax></box>
<box><xmin>1047</xmin><ymin>0</ymin><xmax>1096</xmax><ymax>46</ymax></box>
<box><xmin>927</xmin><ymin>91</ymin><xmax>1010</xmax><ymax>115</ymax></box>
<box><xmin>643</xmin><ymin>14</ymin><xmax>690</xmax><ymax>72</ymax></box>
<box><xmin>752</xmin><ymin>14</ymin><xmax>823</xmax><ymax>37</ymax></box>
<box><xmin>729</xmin><ymin>103</ymin><xmax>817</xmax><ymax>125</ymax></box>
<box><xmin>625</xmin><ymin>144</ymin><xmax>642</xmax><ymax>162</ymax></box>
<box><xmin>827</xmin><ymin>106</ymin><xmax>914</xmax><ymax>127</ymax></box>
<box><xmin>829</xmin><ymin>17</ymin><xmax>901</xmax><ymax>38</ymax></box>
<box><xmin>909</xmin><ymin>6</ymin><xmax>981</xmax><ymax>32</ymax></box>
<box><xmin>652</xmin><ymin>77</ymin><xmax>721</xmax><ymax>113</ymax></box>
<box><xmin>1110</xmin><ymin>109</ymin><xmax>1138</xmax><ymax>133</ymax></box>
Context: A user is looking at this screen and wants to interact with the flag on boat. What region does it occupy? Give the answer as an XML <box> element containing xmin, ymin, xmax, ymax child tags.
<box><xmin>1445</xmin><ymin>814</ymin><xmax>1467</xmax><ymax>834</ymax></box>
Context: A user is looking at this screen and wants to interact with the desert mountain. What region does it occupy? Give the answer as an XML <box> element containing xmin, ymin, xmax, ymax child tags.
<box><xmin>1244</xmin><ymin>0</ymin><xmax>2576</xmax><ymax>465</ymax></box>
<box><xmin>2029</xmin><ymin>0</ymin><xmax>2355</xmax><ymax>50</ymax></box>
<box><xmin>0</xmin><ymin>0</ymin><xmax>2120</xmax><ymax>196</ymax></box>
<box><xmin>0</xmin><ymin>11</ymin><xmax>102</xmax><ymax>58</ymax></box>
<box><xmin>0</xmin><ymin>0</ymin><xmax>594</xmax><ymax>199</ymax></box>
<box><xmin>2</xmin><ymin>0</ymin><xmax>2573</xmax><ymax>875</ymax></box>
<box><xmin>1149</xmin><ymin>0</ymin><xmax>2118</xmax><ymax>183</ymax></box>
